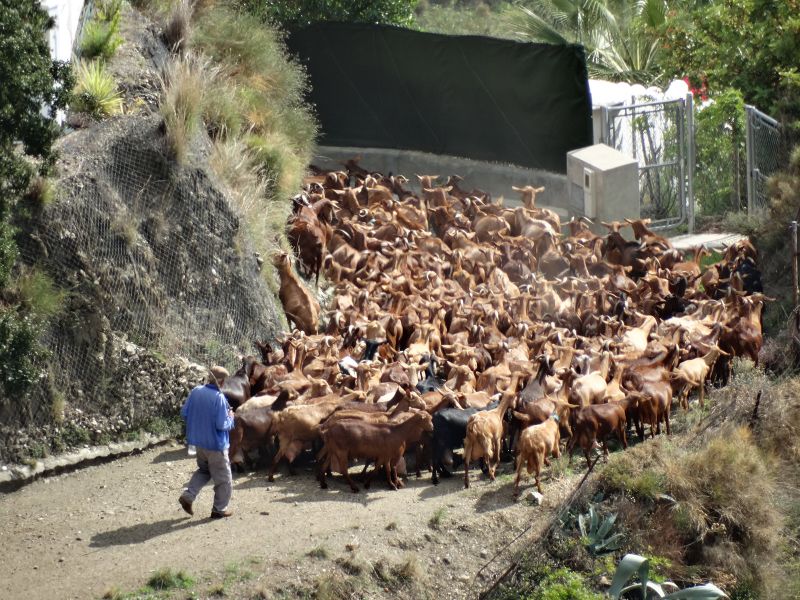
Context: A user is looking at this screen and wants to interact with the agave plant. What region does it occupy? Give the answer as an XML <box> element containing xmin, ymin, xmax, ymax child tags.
<box><xmin>71</xmin><ymin>60</ymin><xmax>124</xmax><ymax>118</ymax></box>
<box><xmin>578</xmin><ymin>503</ymin><xmax>624</xmax><ymax>556</ymax></box>
<box><xmin>609</xmin><ymin>553</ymin><xmax>728</xmax><ymax>599</ymax></box>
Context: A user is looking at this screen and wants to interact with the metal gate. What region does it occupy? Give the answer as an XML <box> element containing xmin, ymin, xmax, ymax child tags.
<box><xmin>746</xmin><ymin>105</ymin><xmax>784</xmax><ymax>214</ymax></box>
<box><xmin>599</xmin><ymin>94</ymin><xmax>694</xmax><ymax>231</ymax></box>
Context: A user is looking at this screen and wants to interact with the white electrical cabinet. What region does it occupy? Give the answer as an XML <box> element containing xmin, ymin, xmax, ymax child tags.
<box><xmin>567</xmin><ymin>143</ymin><xmax>639</xmax><ymax>230</ymax></box>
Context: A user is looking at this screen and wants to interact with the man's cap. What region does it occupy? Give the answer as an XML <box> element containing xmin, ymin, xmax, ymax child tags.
<box><xmin>208</xmin><ymin>365</ymin><xmax>229</xmax><ymax>385</ymax></box>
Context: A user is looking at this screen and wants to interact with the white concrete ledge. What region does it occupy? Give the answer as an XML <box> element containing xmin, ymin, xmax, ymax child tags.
<box><xmin>0</xmin><ymin>434</ymin><xmax>174</xmax><ymax>489</ymax></box>
<box><xmin>669</xmin><ymin>232</ymin><xmax>746</xmax><ymax>251</ymax></box>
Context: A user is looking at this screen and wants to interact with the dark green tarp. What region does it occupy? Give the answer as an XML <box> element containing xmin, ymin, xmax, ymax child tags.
<box><xmin>286</xmin><ymin>22</ymin><xmax>592</xmax><ymax>173</ymax></box>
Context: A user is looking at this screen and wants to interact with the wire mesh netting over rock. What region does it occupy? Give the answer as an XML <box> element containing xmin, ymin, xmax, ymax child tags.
<box><xmin>2</xmin><ymin>114</ymin><xmax>282</xmax><ymax>464</ymax></box>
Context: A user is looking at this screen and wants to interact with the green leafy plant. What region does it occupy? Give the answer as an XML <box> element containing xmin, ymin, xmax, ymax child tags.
<box><xmin>71</xmin><ymin>60</ymin><xmax>123</xmax><ymax>117</ymax></box>
<box><xmin>13</xmin><ymin>268</ymin><xmax>65</xmax><ymax>319</ymax></box>
<box><xmin>79</xmin><ymin>0</ymin><xmax>123</xmax><ymax>60</ymax></box>
<box><xmin>0</xmin><ymin>308</ymin><xmax>47</xmax><ymax>396</ymax></box>
<box><xmin>694</xmin><ymin>89</ymin><xmax>747</xmax><ymax>215</ymax></box>
<box><xmin>238</xmin><ymin>0</ymin><xmax>419</xmax><ymax>28</ymax></box>
<box><xmin>609</xmin><ymin>553</ymin><xmax>728</xmax><ymax>599</ymax></box>
<box><xmin>578</xmin><ymin>503</ymin><xmax>624</xmax><ymax>556</ymax></box>
<box><xmin>659</xmin><ymin>0</ymin><xmax>800</xmax><ymax>132</ymax></box>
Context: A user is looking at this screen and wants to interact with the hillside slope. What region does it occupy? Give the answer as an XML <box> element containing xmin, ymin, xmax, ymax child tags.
<box><xmin>1</xmin><ymin>2</ymin><xmax>299</xmax><ymax>465</ymax></box>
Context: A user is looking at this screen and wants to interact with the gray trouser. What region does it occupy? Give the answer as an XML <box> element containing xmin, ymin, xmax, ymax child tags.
<box><xmin>181</xmin><ymin>447</ymin><xmax>232</xmax><ymax>512</ymax></box>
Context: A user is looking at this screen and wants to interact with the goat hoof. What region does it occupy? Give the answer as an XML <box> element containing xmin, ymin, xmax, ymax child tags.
<box><xmin>267</xmin><ymin>475</ymin><xmax>275</xmax><ymax>482</ymax></box>
<box><xmin>350</xmin><ymin>487</ymin><xmax>360</xmax><ymax>493</ymax></box>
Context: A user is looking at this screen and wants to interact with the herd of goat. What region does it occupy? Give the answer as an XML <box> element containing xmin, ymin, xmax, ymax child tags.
<box><xmin>223</xmin><ymin>161</ymin><xmax>766</xmax><ymax>497</ymax></box>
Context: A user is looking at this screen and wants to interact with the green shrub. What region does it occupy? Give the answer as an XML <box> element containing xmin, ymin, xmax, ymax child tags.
<box><xmin>0</xmin><ymin>219</ymin><xmax>17</xmax><ymax>289</ymax></box>
<box><xmin>238</xmin><ymin>0</ymin><xmax>418</xmax><ymax>28</ymax></box>
<box><xmin>22</xmin><ymin>176</ymin><xmax>56</xmax><ymax>207</ymax></box>
<box><xmin>415</xmin><ymin>1</ymin><xmax>512</xmax><ymax>37</ymax></box>
<box><xmin>71</xmin><ymin>60</ymin><xmax>123</xmax><ymax>118</ymax></box>
<box><xmin>0</xmin><ymin>308</ymin><xmax>46</xmax><ymax>396</ymax></box>
<box><xmin>666</xmin><ymin>427</ymin><xmax>779</xmax><ymax>592</ymax></box>
<box><xmin>494</xmin><ymin>562</ymin><xmax>603</xmax><ymax>600</ymax></box>
<box><xmin>203</xmin><ymin>79</ymin><xmax>243</xmax><ymax>139</ymax></box>
<box><xmin>694</xmin><ymin>89</ymin><xmax>747</xmax><ymax>216</ymax></box>
<box><xmin>13</xmin><ymin>268</ymin><xmax>65</xmax><ymax>319</ymax></box>
<box><xmin>598</xmin><ymin>441</ymin><xmax>670</xmax><ymax>501</ymax></box>
<box><xmin>246</xmin><ymin>132</ymin><xmax>304</xmax><ymax>202</ymax></box>
<box><xmin>193</xmin><ymin>6</ymin><xmax>317</xmax><ymax>157</ymax></box>
<box><xmin>79</xmin><ymin>0</ymin><xmax>123</xmax><ymax>60</ymax></box>
<box><xmin>59</xmin><ymin>423</ymin><xmax>91</xmax><ymax>447</ymax></box>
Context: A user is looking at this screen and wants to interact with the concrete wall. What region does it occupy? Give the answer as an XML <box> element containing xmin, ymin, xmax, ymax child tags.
<box><xmin>314</xmin><ymin>145</ymin><xmax>570</xmax><ymax>215</ymax></box>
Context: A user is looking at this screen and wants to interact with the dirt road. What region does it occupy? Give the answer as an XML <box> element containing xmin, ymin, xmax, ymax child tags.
<box><xmin>0</xmin><ymin>443</ymin><xmax>578</xmax><ymax>599</ymax></box>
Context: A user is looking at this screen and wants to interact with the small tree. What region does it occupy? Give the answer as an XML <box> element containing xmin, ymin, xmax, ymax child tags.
<box><xmin>659</xmin><ymin>0</ymin><xmax>800</xmax><ymax>134</ymax></box>
<box><xmin>694</xmin><ymin>89</ymin><xmax>747</xmax><ymax>216</ymax></box>
<box><xmin>0</xmin><ymin>0</ymin><xmax>73</xmax><ymax>395</ymax></box>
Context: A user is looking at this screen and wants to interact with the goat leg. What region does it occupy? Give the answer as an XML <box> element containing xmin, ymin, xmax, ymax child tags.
<box><xmin>267</xmin><ymin>450</ymin><xmax>283</xmax><ymax>482</ymax></box>
<box><xmin>343</xmin><ymin>465</ymin><xmax>360</xmax><ymax>493</ymax></box>
<box><xmin>463</xmin><ymin>441</ymin><xmax>472</xmax><ymax>489</ymax></box>
<box><xmin>512</xmin><ymin>454</ymin><xmax>524</xmax><ymax>498</ymax></box>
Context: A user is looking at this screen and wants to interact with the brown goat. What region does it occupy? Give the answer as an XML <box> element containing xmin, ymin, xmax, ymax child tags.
<box><xmin>512</xmin><ymin>414</ymin><xmax>560</xmax><ymax>497</ymax></box>
<box><xmin>273</xmin><ymin>252</ymin><xmax>321</xmax><ymax>334</ymax></box>
<box><xmin>318</xmin><ymin>410</ymin><xmax>433</xmax><ymax>492</ymax></box>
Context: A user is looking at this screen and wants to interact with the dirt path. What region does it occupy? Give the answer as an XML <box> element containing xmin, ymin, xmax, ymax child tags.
<box><xmin>0</xmin><ymin>443</ymin><xmax>580</xmax><ymax>599</ymax></box>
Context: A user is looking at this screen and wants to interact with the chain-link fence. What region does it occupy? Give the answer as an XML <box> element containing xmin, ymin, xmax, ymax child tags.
<box><xmin>0</xmin><ymin>114</ymin><xmax>282</xmax><ymax>463</ymax></box>
<box><xmin>746</xmin><ymin>105</ymin><xmax>787</xmax><ymax>214</ymax></box>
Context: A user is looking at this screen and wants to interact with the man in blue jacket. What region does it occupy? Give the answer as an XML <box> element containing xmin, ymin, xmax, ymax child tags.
<box><xmin>178</xmin><ymin>366</ymin><xmax>236</xmax><ymax>519</ymax></box>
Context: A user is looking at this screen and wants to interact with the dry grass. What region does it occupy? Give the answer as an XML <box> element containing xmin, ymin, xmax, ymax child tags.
<box><xmin>158</xmin><ymin>53</ymin><xmax>214</xmax><ymax>163</ymax></box>
<box><xmin>162</xmin><ymin>0</ymin><xmax>193</xmax><ymax>53</ymax></box>
<box><xmin>665</xmin><ymin>427</ymin><xmax>780</xmax><ymax>587</ymax></box>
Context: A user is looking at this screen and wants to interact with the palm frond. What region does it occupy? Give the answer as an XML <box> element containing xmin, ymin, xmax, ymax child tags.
<box><xmin>511</xmin><ymin>5</ymin><xmax>571</xmax><ymax>45</ymax></box>
<box><xmin>636</xmin><ymin>0</ymin><xmax>667</xmax><ymax>28</ymax></box>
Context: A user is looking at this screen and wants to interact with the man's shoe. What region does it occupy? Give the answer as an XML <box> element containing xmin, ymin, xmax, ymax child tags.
<box><xmin>210</xmin><ymin>509</ymin><xmax>233</xmax><ymax>519</ymax></box>
<box><xmin>179</xmin><ymin>496</ymin><xmax>193</xmax><ymax>516</ymax></box>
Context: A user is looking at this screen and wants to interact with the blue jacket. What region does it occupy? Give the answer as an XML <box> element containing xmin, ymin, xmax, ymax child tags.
<box><xmin>181</xmin><ymin>384</ymin><xmax>235</xmax><ymax>451</ymax></box>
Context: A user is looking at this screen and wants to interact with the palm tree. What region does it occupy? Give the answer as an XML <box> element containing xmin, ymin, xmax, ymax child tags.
<box><xmin>507</xmin><ymin>0</ymin><xmax>668</xmax><ymax>85</ymax></box>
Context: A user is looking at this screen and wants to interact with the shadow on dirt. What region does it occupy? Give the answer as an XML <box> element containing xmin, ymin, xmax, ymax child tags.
<box><xmin>152</xmin><ymin>447</ymin><xmax>191</xmax><ymax>464</ymax></box>
<box><xmin>232</xmin><ymin>467</ymin><xmax>443</xmax><ymax>507</ymax></box>
<box><xmin>90</xmin><ymin>516</ymin><xmax>207</xmax><ymax>547</ymax></box>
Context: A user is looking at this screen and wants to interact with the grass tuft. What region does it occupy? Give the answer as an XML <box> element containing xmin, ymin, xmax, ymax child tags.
<box><xmin>313</xmin><ymin>574</ymin><xmax>359</xmax><ymax>600</ymax></box>
<box><xmin>162</xmin><ymin>0</ymin><xmax>193</xmax><ymax>54</ymax></box>
<box><xmin>80</xmin><ymin>0</ymin><xmax>123</xmax><ymax>60</ymax></box>
<box><xmin>101</xmin><ymin>586</ymin><xmax>124</xmax><ymax>600</ymax></box>
<box><xmin>23</xmin><ymin>177</ymin><xmax>56</xmax><ymax>207</ymax></box>
<box><xmin>147</xmin><ymin>567</ymin><xmax>194</xmax><ymax>591</ymax></box>
<box><xmin>13</xmin><ymin>267</ymin><xmax>66</xmax><ymax>319</ymax></box>
<box><xmin>158</xmin><ymin>53</ymin><xmax>211</xmax><ymax>164</ymax></box>
<box><xmin>429</xmin><ymin>506</ymin><xmax>447</xmax><ymax>530</ymax></box>
<box><xmin>71</xmin><ymin>60</ymin><xmax>124</xmax><ymax>118</ymax></box>
<box><xmin>306</xmin><ymin>545</ymin><xmax>329</xmax><ymax>559</ymax></box>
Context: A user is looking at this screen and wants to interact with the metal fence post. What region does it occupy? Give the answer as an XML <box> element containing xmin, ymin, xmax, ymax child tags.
<box><xmin>600</xmin><ymin>106</ymin><xmax>609</xmax><ymax>145</ymax></box>
<box><xmin>745</xmin><ymin>105</ymin><xmax>754</xmax><ymax>215</ymax></box>
<box><xmin>686</xmin><ymin>92</ymin><xmax>695</xmax><ymax>233</ymax></box>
